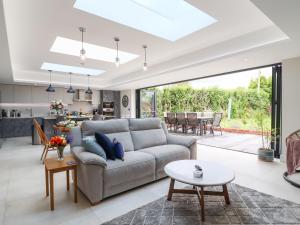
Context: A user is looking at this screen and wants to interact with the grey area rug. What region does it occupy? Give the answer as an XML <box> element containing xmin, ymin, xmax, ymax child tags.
<box><xmin>101</xmin><ymin>183</ymin><xmax>300</xmax><ymax>225</ymax></box>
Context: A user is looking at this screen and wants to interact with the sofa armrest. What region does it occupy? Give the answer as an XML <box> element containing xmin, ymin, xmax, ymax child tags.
<box><xmin>71</xmin><ymin>146</ymin><xmax>107</xmax><ymax>167</ymax></box>
<box><xmin>167</xmin><ymin>134</ymin><xmax>197</xmax><ymax>148</ymax></box>
<box><xmin>167</xmin><ymin>134</ymin><xmax>197</xmax><ymax>159</ymax></box>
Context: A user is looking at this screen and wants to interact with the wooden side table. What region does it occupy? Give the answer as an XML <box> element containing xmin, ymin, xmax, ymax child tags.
<box><xmin>44</xmin><ymin>155</ymin><xmax>78</xmax><ymax>210</ymax></box>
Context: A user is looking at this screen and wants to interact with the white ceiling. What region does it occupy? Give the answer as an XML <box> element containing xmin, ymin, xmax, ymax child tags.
<box><xmin>1</xmin><ymin>0</ymin><xmax>299</xmax><ymax>90</ymax></box>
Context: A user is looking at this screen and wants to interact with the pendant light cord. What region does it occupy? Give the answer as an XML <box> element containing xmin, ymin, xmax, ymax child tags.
<box><xmin>69</xmin><ymin>72</ymin><xmax>72</xmax><ymax>85</ymax></box>
<box><xmin>49</xmin><ymin>70</ymin><xmax>52</xmax><ymax>84</ymax></box>
<box><xmin>81</xmin><ymin>29</ymin><xmax>84</xmax><ymax>50</ymax></box>
<box><xmin>143</xmin><ymin>45</ymin><xmax>147</xmax><ymax>63</ymax></box>
<box><xmin>116</xmin><ymin>41</ymin><xmax>119</xmax><ymax>58</ymax></box>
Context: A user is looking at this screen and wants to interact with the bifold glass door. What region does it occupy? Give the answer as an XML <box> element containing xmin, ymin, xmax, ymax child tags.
<box><xmin>140</xmin><ymin>89</ymin><xmax>156</xmax><ymax>118</ymax></box>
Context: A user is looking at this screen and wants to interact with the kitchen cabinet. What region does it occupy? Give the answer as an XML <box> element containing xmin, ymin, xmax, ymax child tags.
<box><xmin>0</xmin><ymin>84</ymin><xmax>14</xmax><ymax>103</ymax></box>
<box><xmin>92</xmin><ymin>90</ymin><xmax>100</xmax><ymax>106</ymax></box>
<box><xmin>0</xmin><ymin>118</ymin><xmax>33</xmax><ymax>138</ymax></box>
<box><xmin>14</xmin><ymin>85</ymin><xmax>32</xmax><ymax>103</ymax></box>
<box><xmin>32</xmin><ymin>86</ymin><xmax>49</xmax><ymax>103</ymax></box>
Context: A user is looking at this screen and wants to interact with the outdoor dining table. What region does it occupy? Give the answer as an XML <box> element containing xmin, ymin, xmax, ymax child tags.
<box><xmin>163</xmin><ymin>113</ymin><xmax>214</xmax><ymax>136</ymax></box>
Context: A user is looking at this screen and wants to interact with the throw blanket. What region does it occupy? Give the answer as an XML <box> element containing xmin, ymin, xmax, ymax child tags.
<box><xmin>286</xmin><ymin>138</ymin><xmax>300</xmax><ymax>174</ymax></box>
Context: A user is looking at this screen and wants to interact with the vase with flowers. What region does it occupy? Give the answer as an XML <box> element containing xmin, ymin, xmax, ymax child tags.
<box><xmin>50</xmin><ymin>100</ymin><xmax>64</xmax><ymax>116</ymax></box>
<box><xmin>50</xmin><ymin>135</ymin><xmax>72</xmax><ymax>160</ymax></box>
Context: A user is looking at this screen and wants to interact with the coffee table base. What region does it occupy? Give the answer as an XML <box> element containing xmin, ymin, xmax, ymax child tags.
<box><xmin>167</xmin><ymin>178</ymin><xmax>230</xmax><ymax>222</ymax></box>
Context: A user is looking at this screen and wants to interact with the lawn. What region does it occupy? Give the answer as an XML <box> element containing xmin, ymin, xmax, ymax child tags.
<box><xmin>221</xmin><ymin>117</ymin><xmax>271</xmax><ymax>131</ymax></box>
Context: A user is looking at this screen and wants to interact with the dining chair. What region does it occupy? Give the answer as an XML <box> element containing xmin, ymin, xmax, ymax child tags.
<box><xmin>186</xmin><ymin>113</ymin><xmax>200</xmax><ymax>135</ymax></box>
<box><xmin>33</xmin><ymin>118</ymin><xmax>57</xmax><ymax>162</ymax></box>
<box><xmin>166</xmin><ymin>112</ymin><xmax>177</xmax><ymax>132</ymax></box>
<box><xmin>176</xmin><ymin>113</ymin><xmax>187</xmax><ymax>133</ymax></box>
<box><xmin>206</xmin><ymin>112</ymin><xmax>223</xmax><ymax>135</ymax></box>
<box><xmin>92</xmin><ymin>114</ymin><xmax>105</xmax><ymax>121</ymax></box>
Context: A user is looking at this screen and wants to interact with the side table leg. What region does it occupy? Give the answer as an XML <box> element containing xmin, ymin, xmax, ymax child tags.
<box><xmin>223</xmin><ymin>184</ymin><xmax>230</xmax><ymax>204</ymax></box>
<box><xmin>73</xmin><ymin>168</ymin><xmax>78</xmax><ymax>203</ymax></box>
<box><xmin>66</xmin><ymin>170</ymin><xmax>70</xmax><ymax>191</ymax></box>
<box><xmin>167</xmin><ymin>178</ymin><xmax>175</xmax><ymax>201</ymax></box>
<box><xmin>50</xmin><ymin>172</ymin><xmax>54</xmax><ymax>210</ymax></box>
<box><xmin>45</xmin><ymin>167</ymin><xmax>49</xmax><ymax>196</ymax></box>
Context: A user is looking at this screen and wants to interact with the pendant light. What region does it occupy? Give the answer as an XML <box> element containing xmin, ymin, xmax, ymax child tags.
<box><xmin>79</xmin><ymin>27</ymin><xmax>86</xmax><ymax>62</ymax></box>
<box><xmin>46</xmin><ymin>70</ymin><xmax>55</xmax><ymax>92</ymax></box>
<box><xmin>143</xmin><ymin>45</ymin><xmax>148</xmax><ymax>71</ymax></box>
<box><xmin>85</xmin><ymin>75</ymin><xmax>93</xmax><ymax>94</ymax></box>
<box><xmin>114</xmin><ymin>37</ymin><xmax>120</xmax><ymax>67</ymax></box>
<box><xmin>67</xmin><ymin>72</ymin><xmax>75</xmax><ymax>93</ymax></box>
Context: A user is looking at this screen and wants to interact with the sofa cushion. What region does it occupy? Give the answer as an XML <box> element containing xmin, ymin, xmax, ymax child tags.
<box><xmin>82</xmin><ymin>136</ymin><xmax>107</xmax><ymax>160</ymax></box>
<box><xmin>129</xmin><ymin>118</ymin><xmax>167</xmax><ymax>150</ymax></box>
<box><xmin>139</xmin><ymin>144</ymin><xmax>190</xmax><ymax>179</ymax></box>
<box><xmin>103</xmin><ymin>151</ymin><xmax>155</xmax><ymax>197</ymax></box>
<box><xmin>113</xmin><ymin>138</ymin><xmax>124</xmax><ymax>161</ymax></box>
<box><xmin>95</xmin><ymin>132</ymin><xmax>115</xmax><ymax>160</ymax></box>
<box><xmin>81</xmin><ymin>119</ymin><xmax>134</xmax><ymax>152</ymax></box>
<box><xmin>106</xmin><ymin>132</ymin><xmax>134</xmax><ymax>152</ymax></box>
<box><xmin>82</xmin><ymin>119</ymin><xmax>129</xmax><ymax>136</ymax></box>
<box><xmin>131</xmin><ymin>129</ymin><xmax>167</xmax><ymax>150</ymax></box>
<box><xmin>129</xmin><ymin>118</ymin><xmax>162</xmax><ymax>131</ymax></box>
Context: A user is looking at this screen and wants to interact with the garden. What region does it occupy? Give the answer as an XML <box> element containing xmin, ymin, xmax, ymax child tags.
<box><xmin>143</xmin><ymin>75</ymin><xmax>272</xmax><ymax>133</ymax></box>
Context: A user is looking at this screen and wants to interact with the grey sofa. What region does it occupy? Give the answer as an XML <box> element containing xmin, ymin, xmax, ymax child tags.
<box><xmin>70</xmin><ymin>118</ymin><xmax>197</xmax><ymax>205</ymax></box>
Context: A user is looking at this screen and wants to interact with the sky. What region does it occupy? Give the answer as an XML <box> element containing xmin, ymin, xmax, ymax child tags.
<box><xmin>189</xmin><ymin>67</ymin><xmax>272</xmax><ymax>89</ymax></box>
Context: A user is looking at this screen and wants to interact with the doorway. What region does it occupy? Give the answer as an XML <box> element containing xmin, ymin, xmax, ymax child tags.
<box><xmin>136</xmin><ymin>64</ymin><xmax>281</xmax><ymax>158</ymax></box>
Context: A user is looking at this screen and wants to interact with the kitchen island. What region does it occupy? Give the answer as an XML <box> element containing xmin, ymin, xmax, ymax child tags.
<box><xmin>0</xmin><ymin>115</ymin><xmax>92</xmax><ymax>143</ymax></box>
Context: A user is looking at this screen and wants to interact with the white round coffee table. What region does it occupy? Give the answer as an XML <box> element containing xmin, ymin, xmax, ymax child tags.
<box><xmin>164</xmin><ymin>160</ymin><xmax>235</xmax><ymax>221</ymax></box>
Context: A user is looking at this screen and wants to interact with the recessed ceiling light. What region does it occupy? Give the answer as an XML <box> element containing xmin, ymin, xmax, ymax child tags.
<box><xmin>40</xmin><ymin>62</ymin><xmax>105</xmax><ymax>76</ymax></box>
<box><xmin>73</xmin><ymin>0</ymin><xmax>217</xmax><ymax>41</ymax></box>
<box><xmin>50</xmin><ymin>37</ymin><xmax>139</xmax><ymax>63</ymax></box>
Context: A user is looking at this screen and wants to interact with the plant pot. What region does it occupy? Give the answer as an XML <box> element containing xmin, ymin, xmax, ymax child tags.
<box><xmin>57</xmin><ymin>146</ymin><xmax>65</xmax><ymax>161</ymax></box>
<box><xmin>258</xmin><ymin>148</ymin><xmax>274</xmax><ymax>162</ymax></box>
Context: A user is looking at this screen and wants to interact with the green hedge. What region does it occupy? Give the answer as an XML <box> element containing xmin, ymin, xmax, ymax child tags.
<box><xmin>153</xmin><ymin>76</ymin><xmax>271</xmax><ymax>123</ymax></box>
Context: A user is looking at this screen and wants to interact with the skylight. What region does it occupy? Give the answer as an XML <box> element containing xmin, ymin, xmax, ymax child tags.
<box><xmin>50</xmin><ymin>37</ymin><xmax>138</xmax><ymax>63</ymax></box>
<box><xmin>40</xmin><ymin>63</ymin><xmax>105</xmax><ymax>76</ymax></box>
<box><xmin>73</xmin><ymin>0</ymin><xmax>217</xmax><ymax>41</ymax></box>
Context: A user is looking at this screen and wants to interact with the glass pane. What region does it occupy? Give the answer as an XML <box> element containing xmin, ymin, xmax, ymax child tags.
<box><xmin>140</xmin><ymin>90</ymin><xmax>156</xmax><ymax>118</ymax></box>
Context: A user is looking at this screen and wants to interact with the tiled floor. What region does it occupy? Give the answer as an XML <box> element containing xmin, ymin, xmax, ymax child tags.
<box><xmin>0</xmin><ymin>137</ymin><xmax>299</xmax><ymax>225</ymax></box>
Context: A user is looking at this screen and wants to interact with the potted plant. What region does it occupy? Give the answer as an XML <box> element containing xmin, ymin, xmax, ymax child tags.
<box><xmin>254</xmin><ymin>109</ymin><xmax>275</xmax><ymax>162</ymax></box>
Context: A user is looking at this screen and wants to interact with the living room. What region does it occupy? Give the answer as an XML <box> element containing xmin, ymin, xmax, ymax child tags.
<box><xmin>1</xmin><ymin>0</ymin><xmax>300</xmax><ymax>225</ymax></box>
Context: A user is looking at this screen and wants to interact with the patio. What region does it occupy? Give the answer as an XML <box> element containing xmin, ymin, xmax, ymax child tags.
<box><xmin>172</xmin><ymin>131</ymin><xmax>261</xmax><ymax>155</ymax></box>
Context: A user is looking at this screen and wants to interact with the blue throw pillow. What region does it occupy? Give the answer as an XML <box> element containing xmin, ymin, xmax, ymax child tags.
<box><xmin>113</xmin><ymin>138</ymin><xmax>124</xmax><ymax>161</ymax></box>
<box><xmin>95</xmin><ymin>132</ymin><xmax>116</xmax><ymax>160</ymax></box>
<box><xmin>82</xmin><ymin>137</ymin><xmax>107</xmax><ymax>160</ymax></box>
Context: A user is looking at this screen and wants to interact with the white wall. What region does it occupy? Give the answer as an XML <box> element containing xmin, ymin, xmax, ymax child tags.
<box><xmin>281</xmin><ymin>56</ymin><xmax>300</xmax><ymax>161</ymax></box>
<box><xmin>120</xmin><ymin>89</ymin><xmax>136</xmax><ymax>118</ymax></box>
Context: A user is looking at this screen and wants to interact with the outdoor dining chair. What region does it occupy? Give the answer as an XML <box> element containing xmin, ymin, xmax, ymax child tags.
<box><xmin>205</xmin><ymin>112</ymin><xmax>223</xmax><ymax>135</ymax></box>
<box><xmin>176</xmin><ymin>112</ymin><xmax>188</xmax><ymax>133</ymax></box>
<box><xmin>186</xmin><ymin>113</ymin><xmax>200</xmax><ymax>135</ymax></box>
<box><xmin>166</xmin><ymin>112</ymin><xmax>176</xmax><ymax>132</ymax></box>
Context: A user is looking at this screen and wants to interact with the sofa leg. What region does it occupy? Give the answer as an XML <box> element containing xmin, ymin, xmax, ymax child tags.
<box><xmin>90</xmin><ymin>200</ymin><xmax>101</xmax><ymax>206</ymax></box>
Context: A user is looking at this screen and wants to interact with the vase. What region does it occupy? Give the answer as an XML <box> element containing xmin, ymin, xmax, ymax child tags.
<box><xmin>57</xmin><ymin>146</ymin><xmax>65</xmax><ymax>161</ymax></box>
